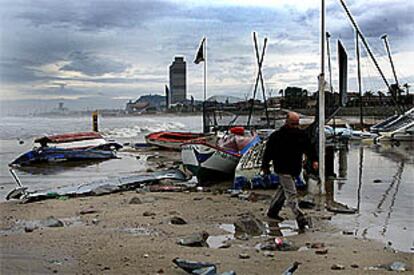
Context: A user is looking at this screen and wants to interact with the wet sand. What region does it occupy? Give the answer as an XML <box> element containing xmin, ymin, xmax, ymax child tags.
<box><xmin>1</xmin><ymin>187</ymin><xmax>412</xmax><ymax>274</ymax></box>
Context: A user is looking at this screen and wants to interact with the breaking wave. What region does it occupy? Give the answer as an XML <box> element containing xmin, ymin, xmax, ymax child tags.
<box><xmin>101</xmin><ymin>121</ymin><xmax>186</xmax><ymax>139</ymax></box>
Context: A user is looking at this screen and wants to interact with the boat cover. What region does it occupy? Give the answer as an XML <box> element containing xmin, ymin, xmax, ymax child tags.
<box><xmin>8</xmin><ymin>169</ymin><xmax>190</xmax><ymax>203</ymax></box>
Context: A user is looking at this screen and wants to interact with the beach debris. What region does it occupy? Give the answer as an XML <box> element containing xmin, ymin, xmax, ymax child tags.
<box><xmin>149</xmin><ymin>185</ymin><xmax>186</xmax><ymax>192</ymax></box>
<box><xmin>281</xmin><ymin>261</ymin><xmax>301</xmax><ymax>275</ymax></box>
<box><xmin>218</xmin><ymin>241</ymin><xmax>231</xmax><ymax>249</ymax></box>
<box><xmin>91</xmin><ymin>218</ymin><xmax>99</xmax><ymax>225</ymax></box>
<box><xmin>79</xmin><ymin>208</ymin><xmax>98</xmax><ymax>215</ymax></box>
<box><xmin>238</xmin><ymin>253</ymin><xmax>250</xmax><ymax>259</ymax></box>
<box><xmin>170</xmin><ymin>216</ymin><xmax>187</xmax><ymax>225</ymax></box>
<box><xmin>177</xmin><ymin>231</ymin><xmax>209</xmax><ymax>247</ymax></box>
<box><xmin>192</xmin><ymin>266</ymin><xmax>217</xmax><ymax>275</ymax></box>
<box><xmin>234</xmin><ymin>213</ymin><xmax>265</xmax><ymax>236</ymax></box>
<box><xmin>143</xmin><ymin>211</ymin><xmax>156</xmax><ymax>217</ymax></box>
<box><xmin>298</xmin><ymin>195</ymin><xmax>316</xmax><ymax>209</ymax></box>
<box><xmin>263</xmin><ymin>251</ymin><xmax>274</xmax><ymax>257</ymax></box>
<box><xmin>315</xmin><ymin>248</ymin><xmax>328</xmax><ymax>255</ymax></box>
<box><xmin>350</xmin><ymin>264</ymin><xmax>359</xmax><ymax>268</ymax></box>
<box><xmin>297</xmin><ymin>246</ymin><xmax>309</xmax><ymax>252</ymax></box>
<box><xmin>331</xmin><ymin>264</ymin><xmax>345</xmax><ymax>270</ymax></box>
<box><xmin>42</xmin><ymin>216</ymin><xmax>64</xmax><ymax>228</ymax></box>
<box><xmin>129</xmin><ymin>197</ymin><xmax>143</xmax><ymax>204</ymax></box>
<box><xmin>24</xmin><ymin>224</ymin><xmax>38</xmax><ymax>233</ymax></box>
<box><xmin>235</xmin><ymin>233</ymin><xmax>249</xmax><ymax>241</ymax></box>
<box><xmin>172</xmin><ymin>258</ymin><xmax>216</xmax><ymax>273</ymax></box>
<box><xmin>373</xmin><ymin>179</ymin><xmax>382</xmax><ymax>183</ymax></box>
<box><xmin>257</xmin><ymin>238</ymin><xmax>297</xmax><ymax>251</ymax></box>
<box><xmin>12</xmin><ymin>169</ymin><xmax>189</xmax><ymax>203</ymax></box>
<box><xmin>310</xmin><ymin>242</ymin><xmax>325</xmax><ymax>249</ymax></box>
<box><xmin>342</xmin><ymin>230</ymin><xmax>354</xmax><ymax>235</ymax></box>
<box><xmin>387</xmin><ymin>261</ymin><xmax>407</xmax><ymax>272</ymax></box>
<box><xmin>364</xmin><ymin>262</ymin><xmax>407</xmax><ymax>272</ymax></box>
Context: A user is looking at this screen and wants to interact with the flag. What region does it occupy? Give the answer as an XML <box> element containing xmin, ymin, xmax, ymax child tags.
<box><xmin>194</xmin><ymin>38</ymin><xmax>205</xmax><ymax>64</ymax></box>
<box><xmin>338</xmin><ymin>39</ymin><xmax>348</xmax><ymax>107</ymax></box>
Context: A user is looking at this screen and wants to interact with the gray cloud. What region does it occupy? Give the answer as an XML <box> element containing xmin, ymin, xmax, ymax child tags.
<box><xmin>0</xmin><ymin>0</ymin><xmax>412</xmax><ymax>111</ymax></box>
<box><xmin>16</xmin><ymin>0</ymin><xmax>177</xmax><ymax>31</ymax></box>
<box><xmin>60</xmin><ymin>51</ymin><xmax>129</xmax><ymax>76</ymax></box>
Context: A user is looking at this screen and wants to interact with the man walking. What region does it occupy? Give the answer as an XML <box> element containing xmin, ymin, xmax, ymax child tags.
<box><xmin>261</xmin><ymin>112</ymin><xmax>318</xmax><ymax>232</ymax></box>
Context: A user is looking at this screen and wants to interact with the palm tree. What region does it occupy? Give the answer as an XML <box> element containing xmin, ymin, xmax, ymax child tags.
<box><xmin>403</xmin><ymin>83</ymin><xmax>410</xmax><ymax>96</ymax></box>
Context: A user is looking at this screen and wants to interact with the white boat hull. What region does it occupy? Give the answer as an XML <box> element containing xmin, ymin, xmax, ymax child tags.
<box><xmin>181</xmin><ymin>143</ymin><xmax>240</xmax><ymax>178</ymax></box>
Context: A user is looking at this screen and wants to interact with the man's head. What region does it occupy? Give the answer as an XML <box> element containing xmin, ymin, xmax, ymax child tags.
<box><xmin>285</xmin><ymin>112</ymin><xmax>300</xmax><ymax>127</ymax></box>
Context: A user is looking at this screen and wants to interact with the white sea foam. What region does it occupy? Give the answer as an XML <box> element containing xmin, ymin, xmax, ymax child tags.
<box><xmin>101</xmin><ymin>121</ymin><xmax>186</xmax><ymax>139</ymax></box>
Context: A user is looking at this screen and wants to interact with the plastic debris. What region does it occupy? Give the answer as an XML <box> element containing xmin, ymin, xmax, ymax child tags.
<box><xmin>282</xmin><ymin>261</ymin><xmax>301</xmax><ymax>275</ymax></box>
<box><xmin>172</xmin><ymin>258</ymin><xmax>216</xmax><ymax>273</ymax></box>
<box><xmin>331</xmin><ymin>264</ymin><xmax>345</xmax><ymax>270</ymax></box>
<box><xmin>177</xmin><ymin>231</ymin><xmax>209</xmax><ymax>247</ymax></box>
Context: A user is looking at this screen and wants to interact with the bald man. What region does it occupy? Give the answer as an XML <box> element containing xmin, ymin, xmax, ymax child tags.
<box><xmin>261</xmin><ymin>112</ymin><xmax>318</xmax><ymax>232</ymax></box>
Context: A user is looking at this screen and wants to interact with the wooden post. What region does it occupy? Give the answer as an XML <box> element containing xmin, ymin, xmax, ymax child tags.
<box><xmin>92</xmin><ymin>111</ymin><xmax>98</xmax><ymax>132</ymax></box>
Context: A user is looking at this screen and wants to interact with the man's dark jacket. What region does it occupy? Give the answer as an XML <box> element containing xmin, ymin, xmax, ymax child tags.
<box><xmin>261</xmin><ymin>125</ymin><xmax>317</xmax><ymax>176</ymax></box>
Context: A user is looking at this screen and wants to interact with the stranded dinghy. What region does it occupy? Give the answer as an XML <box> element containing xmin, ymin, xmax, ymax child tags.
<box><xmin>181</xmin><ymin>127</ymin><xmax>260</xmax><ymax>181</ymax></box>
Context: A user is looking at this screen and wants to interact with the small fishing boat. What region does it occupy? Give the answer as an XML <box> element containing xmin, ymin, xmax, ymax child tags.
<box><xmin>10</xmin><ymin>132</ymin><xmax>122</xmax><ymax>166</ymax></box>
<box><xmin>181</xmin><ymin>127</ymin><xmax>261</xmax><ymax>181</ymax></box>
<box><xmin>145</xmin><ymin>131</ymin><xmax>215</xmax><ymax>150</ymax></box>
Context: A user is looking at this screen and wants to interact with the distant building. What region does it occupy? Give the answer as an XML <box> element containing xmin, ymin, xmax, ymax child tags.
<box><xmin>169</xmin><ymin>57</ymin><xmax>186</xmax><ymax>104</ymax></box>
<box><xmin>126</xmin><ymin>94</ymin><xmax>166</xmax><ymax>113</ymax></box>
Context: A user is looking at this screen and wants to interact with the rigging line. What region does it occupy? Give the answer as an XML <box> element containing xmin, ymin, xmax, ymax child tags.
<box><xmin>362</xmin><ymin>47</ymin><xmax>382</xmax><ymax>93</ymax></box>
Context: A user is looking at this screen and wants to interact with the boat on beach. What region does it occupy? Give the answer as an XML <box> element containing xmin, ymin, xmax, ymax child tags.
<box><xmin>9</xmin><ymin>132</ymin><xmax>122</xmax><ymax>166</ymax></box>
<box><xmin>181</xmin><ymin>127</ymin><xmax>261</xmax><ymax>181</ymax></box>
<box><xmin>145</xmin><ymin>131</ymin><xmax>215</xmax><ymax>150</ymax></box>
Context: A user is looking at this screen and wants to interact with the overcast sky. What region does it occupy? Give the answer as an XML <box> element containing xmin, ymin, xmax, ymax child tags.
<box><xmin>0</xmin><ymin>0</ymin><xmax>413</xmax><ymax>112</ymax></box>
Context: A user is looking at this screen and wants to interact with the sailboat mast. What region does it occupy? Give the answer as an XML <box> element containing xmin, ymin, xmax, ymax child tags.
<box><xmin>356</xmin><ymin>31</ymin><xmax>364</xmax><ymax>128</ymax></box>
<box><xmin>318</xmin><ymin>0</ymin><xmax>326</xmax><ymax>194</ymax></box>
<box><xmin>381</xmin><ymin>34</ymin><xmax>399</xmax><ymax>86</ymax></box>
<box><xmin>338</xmin><ymin>0</ymin><xmax>402</xmax><ymax>114</ymax></box>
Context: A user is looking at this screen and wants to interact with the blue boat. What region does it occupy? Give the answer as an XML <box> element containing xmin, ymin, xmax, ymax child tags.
<box><xmin>10</xmin><ymin>132</ymin><xmax>122</xmax><ymax>166</ymax></box>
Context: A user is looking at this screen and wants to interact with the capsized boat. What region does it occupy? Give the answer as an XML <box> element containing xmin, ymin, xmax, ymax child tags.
<box><xmin>181</xmin><ymin>127</ymin><xmax>261</xmax><ymax>181</ymax></box>
<box><xmin>10</xmin><ymin>132</ymin><xmax>122</xmax><ymax>166</ymax></box>
<box><xmin>145</xmin><ymin>131</ymin><xmax>215</xmax><ymax>150</ymax></box>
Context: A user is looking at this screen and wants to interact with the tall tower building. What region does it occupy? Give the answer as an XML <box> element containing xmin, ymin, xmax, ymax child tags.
<box><xmin>169</xmin><ymin>57</ymin><xmax>186</xmax><ymax>104</ymax></box>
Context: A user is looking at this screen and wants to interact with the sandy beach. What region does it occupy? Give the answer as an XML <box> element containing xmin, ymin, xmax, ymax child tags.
<box><xmin>1</xmin><ymin>184</ymin><xmax>412</xmax><ymax>274</ymax></box>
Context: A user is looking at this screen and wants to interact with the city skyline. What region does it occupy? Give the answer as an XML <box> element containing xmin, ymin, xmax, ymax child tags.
<box><xmin>1</xmin><ymin>0</ymin><xmax>413</xmax><ymax>113</ymax></box>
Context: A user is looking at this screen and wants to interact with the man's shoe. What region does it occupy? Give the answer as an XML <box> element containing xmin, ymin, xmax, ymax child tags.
<box><xmin>266</xmin><ymin>212</ymin><xmax>284</xmax><ymax>222</ymax></box>
<box><xmin>296</xmin><ymin>215</ymin><xmax>309</xmax><ymax>233</ymax></box>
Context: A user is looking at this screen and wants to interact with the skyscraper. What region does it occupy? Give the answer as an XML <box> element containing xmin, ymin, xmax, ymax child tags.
<box><xmin>169</xmin><ymin>57</ymin><xmax>186</xmax><ymax>104</ymax></box>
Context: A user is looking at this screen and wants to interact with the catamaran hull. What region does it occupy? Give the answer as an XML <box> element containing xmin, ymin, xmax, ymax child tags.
<box><xmin>181</xmin><ymin>143</ymin><xmax>240</xmax><ymax>179</ymax></box>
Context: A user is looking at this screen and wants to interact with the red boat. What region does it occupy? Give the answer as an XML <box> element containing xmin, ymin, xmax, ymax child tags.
<box><xmin>145</xmin><ymin>131</ymin><xmax>215</xmax><ymax>150</ymax></box>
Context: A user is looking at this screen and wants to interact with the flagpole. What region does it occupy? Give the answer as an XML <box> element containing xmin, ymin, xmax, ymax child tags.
<box><xmin>318</xmin><ymin>0</ymin><xmax>326</xmax><ymax>195</ymax></box>
<box><xmin>204</xmin><ymin>37</ymin><xmax>207</xmax><ymax>102</ymax></box>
